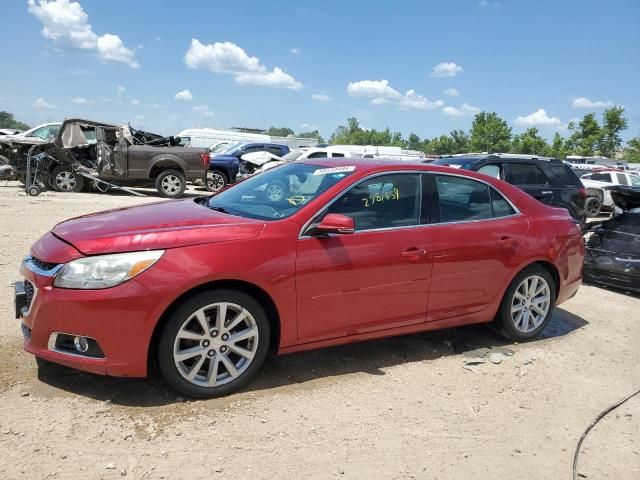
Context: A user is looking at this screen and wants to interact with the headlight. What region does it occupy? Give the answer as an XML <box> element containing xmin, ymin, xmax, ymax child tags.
<box><xmin>54</xmin><ymin>250</ymin><xmax>164</xmax><ymax>289</ymax></box>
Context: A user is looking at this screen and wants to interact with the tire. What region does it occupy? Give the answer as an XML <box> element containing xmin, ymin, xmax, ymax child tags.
<box><xmin>585</xmin><ymin>196</ymin><xmax>602</xmax><ymax>217</ymax></box>
<box><xmin>205</xmin><ymin>170</ymin><xmax>228</xmax><ymax>193</ymax></box>
<box><xmin>51</xmin><ymin>165</ymin><xmax>84</xmax><ymax>192</ymax></box>
<box><xmin>27</xmin><ymin>185</ymin><xmax>41</xmax><ymax>196</ymax></box>
<box><xmin>265</xmin><ymin>180</ymin><xmax>288</xmax><ymax>202</ymax></box>
<box><xmin>491</xmin><ymin>264</ymin><xmax>556</xmax><ymax>341</ymax></box>
<box><xmin>155</xmin><ymin>169</ymin><xmax>186</xmax><ymax>198</ymax></box>
<box><xmin>157</xmin><ymin>289</ymin><xmax>270</xmax><ymax>398</ymax></box>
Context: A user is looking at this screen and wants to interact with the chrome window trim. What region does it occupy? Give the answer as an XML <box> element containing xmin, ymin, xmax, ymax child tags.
<box><xmin>298</xmin><ymin>170</ymin><xmax>521</xmax><ymax>238</ymax></box>
<box><xmin>22</xmin><ymin>256</ymin><xmax>64</xmax><ymax>277</ymax></box>
<box><xmin>299</xmin><ymin>170</ymin><xmax>424</xmax><ymax>238</ymax></box>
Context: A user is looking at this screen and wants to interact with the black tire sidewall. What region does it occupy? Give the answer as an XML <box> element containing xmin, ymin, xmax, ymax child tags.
<box><xmin>157</xmin><ymin>289</ymin><xmax>270</xmax><ymax>398</ymax></box>
<box><xmin>496</xmin><ymin>265</ymin><xmax>556</xmax><ymax>341</ymax></box>
<box><xmin>155</xmin><ymin>169</ymin><xmax>186</xmax><ymax>198</ymax></box>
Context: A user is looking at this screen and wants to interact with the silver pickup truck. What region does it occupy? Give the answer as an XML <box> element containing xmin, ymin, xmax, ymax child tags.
<box><xmin>37</xmin><ymin>119</ymin><xmax>209</xmax><ymax>198</ymax></box>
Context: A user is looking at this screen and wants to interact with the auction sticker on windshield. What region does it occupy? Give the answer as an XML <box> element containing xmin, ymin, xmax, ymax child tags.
<box><xmin>313</xmin><ymin>166</ymin><xmax>356</xmax><ymax>175</ymax></box>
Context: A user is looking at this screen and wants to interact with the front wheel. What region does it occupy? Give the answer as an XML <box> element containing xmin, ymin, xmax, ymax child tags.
<box><xmin>205</xmin><ymin>170</ymin><xmax>228</xmax><ymax>193</ymax></box>
<box><xmin>157</xmin><ymin>290</ymin><xmax>270</xmax><ymax>398</ymax></box>
<box><xmin>492</xmin><ymin>265</ymin><xmax>556</xmax><ymax>341</ymax></box>
<box><xmin>155</xmin><ymin>169</ymin><xmax>186</xmax><ymax>198</ymax></box>
<box><xmin>51</xmin><ymin>165</ymin><xmax>84</xmax><ymax>192</ymax></box>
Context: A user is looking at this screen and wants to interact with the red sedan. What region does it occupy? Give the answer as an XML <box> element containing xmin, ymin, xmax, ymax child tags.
<box><xmin>15</xmin><ymin>159</ymin><xmax>584</xmax><ymax>397</ymax></box>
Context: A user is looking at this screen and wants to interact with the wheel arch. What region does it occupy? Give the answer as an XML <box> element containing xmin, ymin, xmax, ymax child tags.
<box><xmin>148</xmin><ymin>158</ymin><xmax>186</xmax><ymax>179</ymax></box>
<box><xmin>147</xmin><ymin>279</ymin><xmax>281</xmax><ymax>372</ymax></box>
<box><xmin>502</xmin><ymin>260</ymin><xmax>561</xmax><ymax>306</ymax></box>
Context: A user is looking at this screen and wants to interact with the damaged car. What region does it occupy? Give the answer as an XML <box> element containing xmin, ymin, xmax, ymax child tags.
<box><xmin>583</xmin><ymin>186</ymin><xmax>640</xmax><ymax>293</ymax></box>
<box><xmin>26</xmin><ymin>119</ymin><xmax>210</xmax><ymax>197</ymax></box>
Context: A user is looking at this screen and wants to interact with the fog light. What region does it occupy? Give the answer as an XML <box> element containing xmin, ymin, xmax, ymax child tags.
<box><xmin>73</xmin><ymin>336</ymin><xmax>89</xmax><ymax>353</ymax></box>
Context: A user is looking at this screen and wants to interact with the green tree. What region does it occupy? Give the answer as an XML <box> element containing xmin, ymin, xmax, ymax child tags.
<box><xmin>568</xmin><ymin>113</ymin><xmax>601</xmax><ymax>156</ymax></box>
<box><xmin>297</xmin><ymin>130</ymin><xmax>325</xmax><ymax>143</ymax></box>
<box><xmin>0</xmin><ymin>111</ymin><xmax>30</xmax><ymax>130</ymax></box>
<box><xmin>598</xmin><ymin>106</ymin><xmax>628</xmax><ymax>157</ymax></box>
<box><xmin>450</xmin><ymin>129</ymin><xmax>470</xmax><ymax>153</ymax></box>
<box><xmin>623</xmin><ymin>137</ymin><xmax>640</xmax><ymax>163</ymax></box>
<box><xmin>469</xmin><ymin>112</ymin><xmax>512</xmax><ymax>153</ymax></box>
<box><xmin>549</xmin><ymin>132</ymin><xmax>568</xmax><ymax>159</ymax></box>
<box><xmin>266</xmin><ymin>126</ymin><xmax>295</xmax><ymax>137</ymax></box>
<box><xmin>406</xmin><ymin>133</ymin><xmax>422</xmax><ymax>151</ymax></box>
<box><xmin>430</xmin><ymin>135</ymin><xmax>456</xmax><ymax>155</ymax></box>
<box><xmin>511</xmin><ymin>127</ymin><xmax>550</xmax><ymax>155</ymax></box>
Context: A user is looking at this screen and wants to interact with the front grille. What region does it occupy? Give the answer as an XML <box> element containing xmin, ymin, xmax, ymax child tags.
<box><xmin>24</xmin><ymin>280</ymin><xmax>35</xmax><ymax>310</ymax></box>
<box><xmin>29</xmin><ymin>256</ymin><xmax>59</xmax><ymax>271</ymax></box>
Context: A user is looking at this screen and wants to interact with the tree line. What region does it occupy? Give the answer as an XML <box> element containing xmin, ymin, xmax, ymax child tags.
<box><xmin>269</xmin><ymin>107</ymin><xmax>640</xmax><ymax>162</ymax></box>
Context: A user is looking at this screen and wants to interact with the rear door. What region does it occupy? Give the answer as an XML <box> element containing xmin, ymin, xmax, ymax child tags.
<box><xmin>425</xmin><ymin>173</ymin><xmax>529</xmax><ymax>321</ymax></box>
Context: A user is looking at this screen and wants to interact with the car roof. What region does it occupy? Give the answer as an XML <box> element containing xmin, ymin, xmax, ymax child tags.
<box><xmin>441</xmin><ymin>153</ymin><xmax>559</xmax><ymax>163</ymax></box>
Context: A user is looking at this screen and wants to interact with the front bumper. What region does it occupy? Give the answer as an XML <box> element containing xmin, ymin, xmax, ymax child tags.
<box><xmin>17</xmin><ymin>257</ymin><xmax>162</xmax><ymax>377</ymax></box>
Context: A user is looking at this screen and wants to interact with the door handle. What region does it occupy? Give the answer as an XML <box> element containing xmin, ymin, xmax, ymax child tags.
<box><xmin>402</xmin><ymin>248</ymin><xmax>428</xmax><ymax>257</ymax></box>
<box><xmin>497</xmin><ymin>236</ymin><xmax>512</xmax><ymax>247</ymax></box>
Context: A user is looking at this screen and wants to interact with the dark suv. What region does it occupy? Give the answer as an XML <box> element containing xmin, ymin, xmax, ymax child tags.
<box><xmin>432</xmin><ymin>154</ymin><xmax>587</xmax><ymax>224</ymax></box>
<box><xmin>206</xmin><ymin>142</ymin><xmax>290</xmax><ymax>192</ymax></box>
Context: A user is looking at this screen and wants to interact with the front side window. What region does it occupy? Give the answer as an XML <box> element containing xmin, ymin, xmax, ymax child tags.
<box><xmin>477</xmin><ymin>164</ymin><xmax>501</xmax><ymax>179</ymax></box>
<box><xmin>629</xmin><ymin>175</ymin><xmax>640</xmax><ymax>187</ymax></box>
<box><xmin>323</xmin><ymin>174</ymin><xmax>421</xmax><ymax>231</ymax></box>
<box><xmin>590</xmin><ymin>173</ymin><xmax>612</xmax><ymax>182</ymax></box>
<box><xmin>207</xmin><ymin>163</ymin><xmax>354</xmax><ymax>220</ymax></box>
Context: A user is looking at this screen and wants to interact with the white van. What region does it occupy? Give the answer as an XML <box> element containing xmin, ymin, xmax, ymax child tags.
<box><xmin>176</xmin><ymin>128</ymin><xmax>270</xmax><ymax>149</ymax></box>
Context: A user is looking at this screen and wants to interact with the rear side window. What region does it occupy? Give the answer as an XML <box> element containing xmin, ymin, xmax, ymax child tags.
<box><xmin>477</xmin><ymin>164</ymin><xmax>501</xmax><ymax>179</ymax></box>
<box><xmin>332</xmin><ymin>153</ymin><xmax>345</xmax><ymax>158</ymax></box>
<box><xmin>616</xmin><ymin>173</ymin><xmax>629</xmax><ymax>185</ymax></box>
<box><xmin>505</xmin><ymin>163</ymin><xmax>548</xmax><ymax>185</ymax></box>
<box><xmin>268</xmin><ymin>146</ymin><xmax>283</xmax><ymax>155</ymax></box>
<box><xmin>549</xmin><ymin>164</ymin><xmax>583</xmax><ymax>187</ymax></box>
<box><xmin>307</xmin><ymin>151</ymin><xmax>328</xmax><ymax>158</ymax></box>
<box><xmin>590</xmin><ymin>173</ymin><xmax>611</xmax><ymax>182</ymax></box>
<box><xmin>490</xmin><ymin>189</ymin><xmax>516</xmax><ymax>217</ymax></box>
<box><xmin>435</xmin><ymin>176</ymin><xmax>492</xmax><ymax>222</ymax></box>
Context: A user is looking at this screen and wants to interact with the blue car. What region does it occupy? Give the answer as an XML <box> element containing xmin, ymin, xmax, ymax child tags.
<box><xmin>206</xmin><ymin>142</ymin><xmax>290</xmax><ymax>192</ymax></box>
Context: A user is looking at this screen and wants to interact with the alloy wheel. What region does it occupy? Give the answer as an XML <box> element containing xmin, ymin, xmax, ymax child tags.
<box><xmin>266</xmin><ymin>184</ymin><xmax>284</xmax><ymax>201</ymax></box>
<box><xmin>55</xmin><ymin>171</ymin><xmax>77</xmax><ymax>191</ymax></box>
<box><xmin>510</xmin><ymin>275</ymin><xmax>551</xmax><ymax>333</ymax></box>
<box><xmin>207</xmin><ymin>172</ymin><xmax>225</xmax><ymax>192</ymax></box>
<box><xmin>161</xmin><ymin>175</ymin><xmax>181</xmax><ymax>195</ymax></box>
<box><xmin>173</xmin><ymin>302</ymin><xmax>259</xmax><ymax>387</ymax></box>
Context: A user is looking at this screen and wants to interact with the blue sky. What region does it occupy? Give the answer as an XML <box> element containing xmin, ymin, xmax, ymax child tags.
<box><xmin>1</xmin><ymin>0</ymin><xmax>639</xmax><ymax>141</ymax></box>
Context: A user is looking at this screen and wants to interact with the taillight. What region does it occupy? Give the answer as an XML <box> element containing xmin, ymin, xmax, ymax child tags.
<box><xmin>200</xmin><ymin>153</ymin><xmax>210</xmax><ymax>167</ymax></box>
<box><xmin>578</xmin><ymin>187</ymin><xmax>587</xmax><ymax>197</ymax></box>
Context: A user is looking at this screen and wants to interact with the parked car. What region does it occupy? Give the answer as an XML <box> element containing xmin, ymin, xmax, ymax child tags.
<box><xmin>583</xmin><ymin>186</ymin><xmax>640</xmax><ymax>293</ymax></box>
<box><xmin>206</xmin><ymin>142</ymin><xmax>290</xmax><ymax>192</ymax></box>
<box><xmin>0</xmin><ymin>128</ymin><xmax>23</xmax><ymax>136</ymax></box>
<box><xmin>31</xmin><ymin>119</ymin><xmax>209</xmax><ymax>197</ymax></box>
<box><xmin>579</xmin><ymin>170</ymin><xmax>640</xmax><ymax>212</ymax></box>
<box><xmin>16</xmin><ymin>159</ymin><xmax>584</xmax><ymax>398</ymax></box>
<box><xmin>0</xmin><ymin>122</ymin><xmax>61</xmax><ymax>170</ymax></box>
<box><xmin>433</xmin><ymin>154</ymin><xmax>588</xmax><ymax>225</ymax></box>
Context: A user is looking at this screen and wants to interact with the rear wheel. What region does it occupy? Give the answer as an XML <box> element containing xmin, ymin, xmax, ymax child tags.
<box><xmin>155</xmin><ymin>169</ymin><xmax>186</xmax><ymax>198</ymax></box>
<box><xmin>492</xmin><ymin>265</ymin><xmax>556</xmax><ymax>341</ymax></box>
<box><xmin>51</xmin><ymin>165</ymin><xmax>84</xmax><ymax>192</ymax></box>
<box><xmin>265</xmin><ymin>180</ymin><xmax>287</xmax><ymax>202</ymax></box>
<box><xmin>157</xmin><ymin>290</ymin><xmax>270</xmax><ymax>398</ymax></box>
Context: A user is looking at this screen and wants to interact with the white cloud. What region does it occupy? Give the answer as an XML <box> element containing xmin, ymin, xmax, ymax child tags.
<box><xmin>174</xmin><ymin>89</ymin><xmax>193</xmax><ymax>102</ymax></box>
<box><xmin>571</xmin><ymin>96</ymin><xmax>614</xmax><ymax>109</ymax></box>
<box><xmin>442</xmin><ymin>103</ymin><xmax>481</xmax><ymax>117</ymax></box>
<box><xmin>33</xmin><ymin>98</ymin><xmax>56</xmax><ymax>109</ymax></box>
<box><xmin>311</xmin><ymin>93</ymin><xmax>331</xmax><ymax>102</ymax></box>
<box><xmin>71</xmin><ymin>96</ymin><xmax>93</xmax><ymax>104</ymax></box>
<box><xmin>290</xmin><ymin>47</ymin><xmax>301</xmax><ymax>55</ymax></box>
<box><xmin>131</xmin><ymin>99</ymin><xmax>140</xmax><ymax>106</ymax></box>
<box><xmin>193</xmin><ymin>104</ymin><xmax>214</xmax><ymax>117</ymax></box>
<box><xmin>349</xmin><ymin>79</ymin><xmax>443</xmax><ymax>111</ymax></box>
<box><xmin>479</xmin><ymin>0</ymin><xmax>489</xmax><ymax>6</ymax></box>
<box><xmin>184</xmin><ymin>39</ymin><xmax>302</xmax><ymax>89</ymax></box>
<box><xmin>154</xmin><ymin>36</ymin><xmax>161</xmax><ymax>41</ymax></box>
<box><xmin>515</xmin><ymin>108</ymin><xmax>562</xmax><ymax>126</ymax></box>
<box><xmin>398</xmin><ymin>89</ymin><xmax>444</xmax><ymax>110</ymax></box>
<box><xmin>443</xmin><ymin>88</ymin><xmax>459</xmax><ymax>97</ymax></box>
<box><xmin>347</xmin><ymin>79</ymin><xmax>401</xmax><ymax>99</ymax></box>
<box><xmin>117</xmin><ymin>85</ymin><xmax>126</xmax><ymax>93</ymax></box>
<box><xmin>28</xmin><ymin>0</ymin><xmax>139</xmax><ymax>68</ymax></box>
<box><xmin>430</xmin><ymin>62</ymin><xmax>463</xmax><ymax>78</ymax></box>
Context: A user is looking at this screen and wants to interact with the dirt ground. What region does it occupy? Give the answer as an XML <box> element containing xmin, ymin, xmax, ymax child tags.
<box><xmin>0</xmin><ymin>182</ymin><xmax>638</xmax><ymax>480</ymax></box>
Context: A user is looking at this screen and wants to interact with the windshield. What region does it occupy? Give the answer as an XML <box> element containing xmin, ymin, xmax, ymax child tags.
<box><xmin>282</xmin><ymin>150</ymin><xmax>305</xmax><ymax>162</ymax></box>
<box><xmin>207</xmin><ymin>163</ymin><xmax>355</xmax><ymax>220</ymax></box>
<box><xmin>210</xmin><ymin>142</ymin><xmax>230</xmax><ymax>153</ymax></box>
<box><xmin>223</xmin><ymin>142</ymin><xmax>248</xmax><ymax>155</ymax></box>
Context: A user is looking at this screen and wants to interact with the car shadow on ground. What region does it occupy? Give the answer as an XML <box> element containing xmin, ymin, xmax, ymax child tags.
<box><xmin>35</xmin><ymin>308</ymin><xmax>588</xmax><ymax>407</ymax></box>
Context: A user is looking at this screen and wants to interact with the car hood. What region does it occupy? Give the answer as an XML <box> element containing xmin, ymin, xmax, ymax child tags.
<box><xmin>52</xmin><ymin>198</ymin><xmax>265</xmax><ymax>255</ymax></box>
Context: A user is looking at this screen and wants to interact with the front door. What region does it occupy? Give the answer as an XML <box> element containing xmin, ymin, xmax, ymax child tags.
<box><xmin>296</xmin><ymin>173</ymin><xmax>432</xmax><ymax>343</ymax></box>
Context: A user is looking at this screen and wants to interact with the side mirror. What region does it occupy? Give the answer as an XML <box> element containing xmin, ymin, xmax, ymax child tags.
<box><xmin>308</xmin><ymin>213</ymin><xmax>355</xmax><ymax>236</ymax></box>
